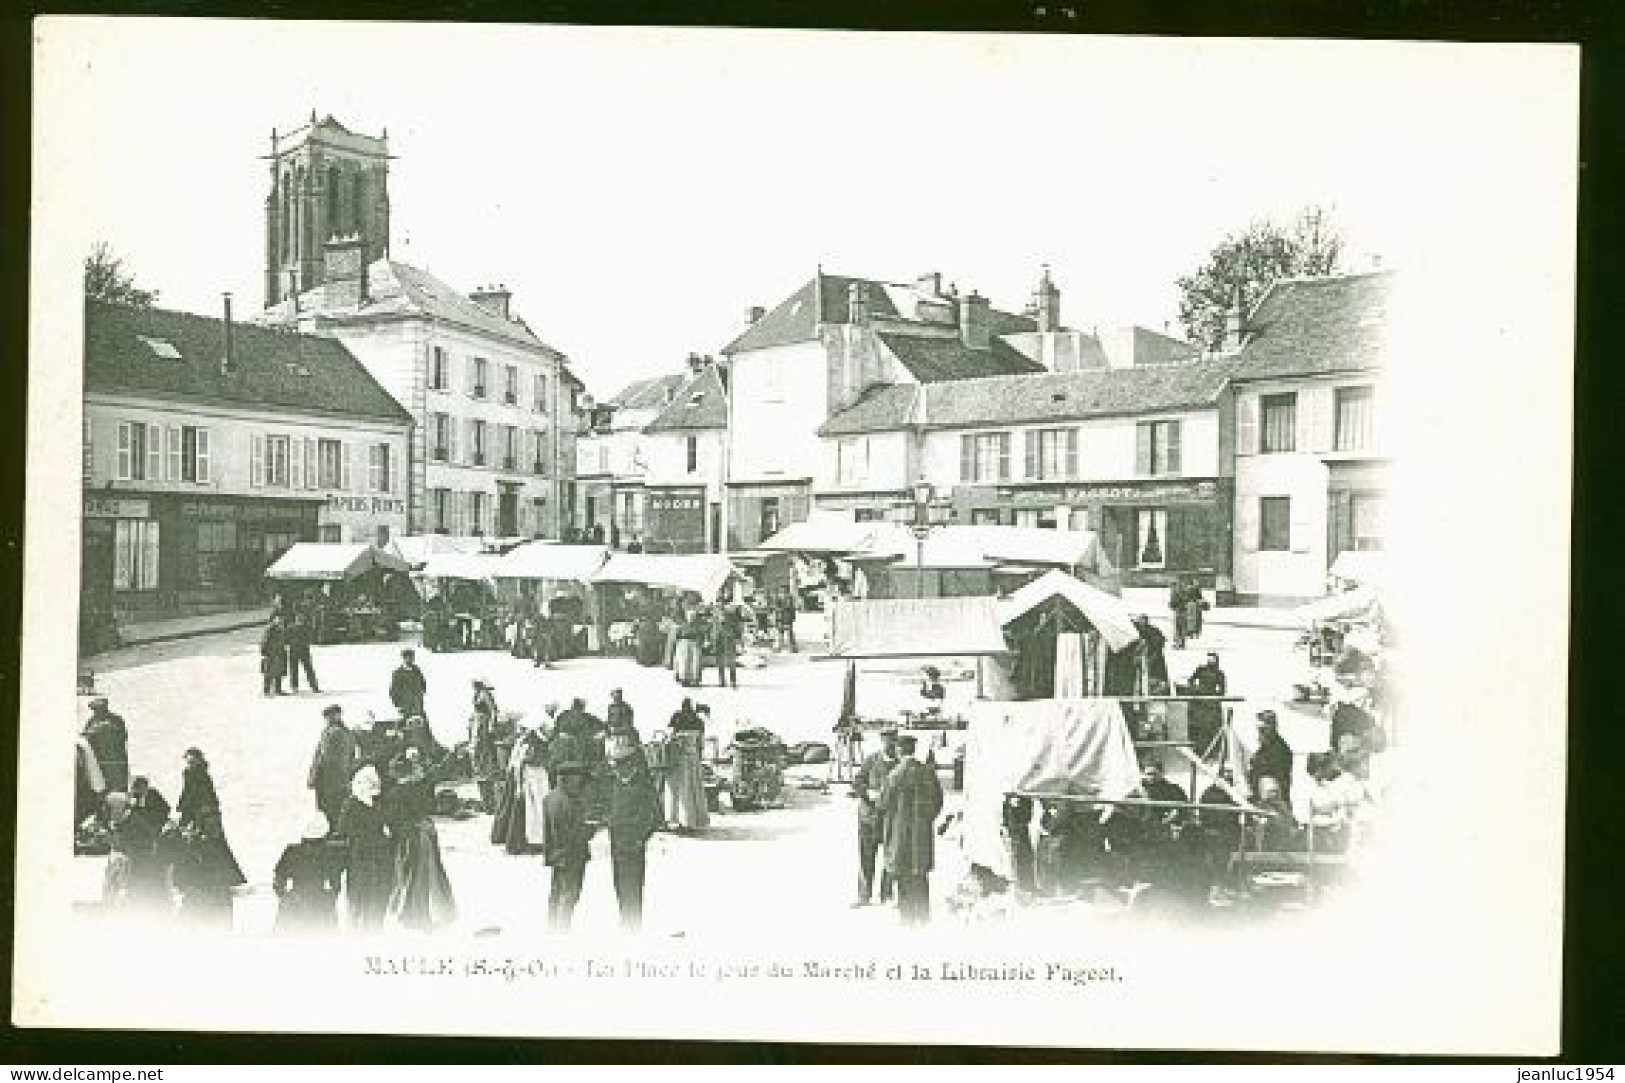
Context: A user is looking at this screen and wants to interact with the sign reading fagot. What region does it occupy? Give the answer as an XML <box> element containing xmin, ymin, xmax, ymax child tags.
<box><xmin>646</xmin><ymin>488</ymin><xmax>706</xmax><ymax>548</ymax></box>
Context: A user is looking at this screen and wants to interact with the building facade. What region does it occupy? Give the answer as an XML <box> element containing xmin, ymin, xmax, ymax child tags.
<box><xmin>1228</xmin><ymin>271</ymin><xmax>1392</xmax><ymax>603</ymax></box>
<box><xmin>574</xmin><ymin>373</ymin><xmax>686</xmax><ymax>545</ymax></box>
<box><xmin>84</xmin><ymin>299</ymin><xmax>414</xmax><ymax>620</ymax></box>
<box><xmin>640</xmin><ymin>360</ymin><xmax>729</xmax><ymax>553</ymax></box>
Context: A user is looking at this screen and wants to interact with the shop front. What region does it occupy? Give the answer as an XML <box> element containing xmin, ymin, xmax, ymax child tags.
<box><xmin>645</xmin><ymin>486</ymin><xmax>708</xmax><ymax>554</ymax></box>
<box><xmin>950</xmin><ymin>477</ymin><xmax>1232</xmax><ymax>589</ymax></box>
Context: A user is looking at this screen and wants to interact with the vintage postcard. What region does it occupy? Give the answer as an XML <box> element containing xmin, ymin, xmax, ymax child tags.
<box><xmin>16</xmin><ymin>19</ymin><xmax>1576</xmax><ymax>1054</ymax></box>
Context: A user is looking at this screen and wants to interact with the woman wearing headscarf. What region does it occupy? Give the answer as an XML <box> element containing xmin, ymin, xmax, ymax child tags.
<box><xmin>272</xmin><ymin>814</ymin><xmax>345</xmax><ymax>935</ymax></box>
<box><xmin>663</xmin><ymin>698</ymin><xmax>709</xmax><ymax>832</ymax></box>
<box><xmin>382</xmin><ymin>751</ymin><xmax>457</xmax><ymax>933</ymax></box>
<box><xmin>672</xmin><ymin>607</ymin><xmax>706</xmax><ymax>688</ymax></box>
<box><xmin>336</xmin><ymin>764</ymin><xmax>393</xmax><ymax>932</ymax></box>
<box><xmin>101</xmin><ymin>791</ymin><xmax>167</xmax><ymax>914</ymax></box>
<box><xmin>172</xmin><ymin>748</ymin><xmax>246</xmax><ymax>929</ymax></box>
<box><xmin>492</xmin><ymin>724</ymin><xmax>550</xmax><ymax>856</ymax></box>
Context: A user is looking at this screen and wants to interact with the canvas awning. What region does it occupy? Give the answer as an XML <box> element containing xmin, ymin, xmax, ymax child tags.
<box><xmin>848</xmin><ymin>524</ymin><xmax>1111</xmax><ymax>575</ymax></box>
<box><xmin>264</xmin><ymin>542</ymin><xmax>408</xmax><ymax>582</ymax></box>
<box><xmin>1295</xmin><ymin>584</ymin><xmax>1380</xmax><ymax>625</ymax></box>
<box><xmin>998</xmin><ymin>569</ymin><xmax>1140</xmax><ymax>651</ymax></box>
<box><xmin>826</xmin><ymin>597</ymin><xmax>1010</xmax><ymax>659</ymax></box>
<box><xmin>591</xmin><ymin>553</ymin><xmax>738</xmax><ymax>599</ymax></box>
<box><xmin>758</xmin><ymin>514</ymin><xmax>907</xmax><ymax>555</ymax></box>
<box><xmin>386</xmin><ymin>534</ymin><xmax>485</xmax><ymax>570</ymax></box>
<box><xmin>496</xmin><ymin>542</ymin><xmax>609</xmax><ymax>582</ymax></box>
<box><xmin>418</xmin><ymin>551</ymin><xmax>509</xmax><ymax>582</ymax></box>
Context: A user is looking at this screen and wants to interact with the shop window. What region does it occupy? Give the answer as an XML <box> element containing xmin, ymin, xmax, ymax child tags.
<box><xmin>113</xmin><ymin>519</ymin><xmax>160</xmax><ymax>591</ymax></box>
<box><xmin>1135</xmin><ymin>508</ymin><xmax>1168</xmax><ymax>569</ymax></box>
<box><xmin>318</xmin><ymin>524</ymin><xmax>342</xmax><ymax>543</ymax></box>
<box><xmin>1260</xmin><ymin>496</ymin><xmax>1291</xmax><ymax>551</ymax></box>
<box><xmin>195</xmin><ymin>521</ymin><xmax>237</xmax><ymax>587</ymax></box>
<box><xmin>1335</xmin><ymin>385</ymin><xmax>1375</xmax><ymax>452</ymax></box>
<box><xmin>1260</xmin><ymin>393</ymin><xmax>1297</xmax><ymax>453</ymax></box>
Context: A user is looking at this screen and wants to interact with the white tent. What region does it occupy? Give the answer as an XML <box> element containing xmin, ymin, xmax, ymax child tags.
<box><xmin>848</xmin><ymin>524</ymin><xmax>1112</xmax><ymax>576</ymax></box>
<box><xmin>757</xmin><ymin>513</ymin><xmax>906</xmax><ymax>555</ymax></box>
<box><xmin>998</xmin><ymin>569</ymin><xmax>1140</xmax><ymax>652</ymax></box>
<box><xmin>591</xmin><ymin>553</ymin><xmax>739</xmax><ymax>599</ymax></box>
<box><xmin>1295</xmin><ymin>584</ymin><xmax>1380</xmax><ymax>626</ymax></box>
<box><xmin>1330</xmin><ymin>550</ymin><xmax>1387</xmax><ymax>586</ymax></box>
<box><xmin>496</xmin><ymin>542</ymin><xmax>609</xmax><ymax>582</ymax></box>
<box><xmin>826</xmin><ymin>597</ymin><xmax>1010</xmax><ymax>659</ymax></box>
<box><xmin>418</xmin><ymin>551</ymin><xmax>509</xmax><ymax>582</ymax></box>
<box><xmin>386</xmin><ymin>534</ymin><xmax>484</xmax><ymax>570</ymax></box>
<box><xmin>264</xmin><ymin>542</ymin><xmax>408</xmax><ymax>581</ymax></box>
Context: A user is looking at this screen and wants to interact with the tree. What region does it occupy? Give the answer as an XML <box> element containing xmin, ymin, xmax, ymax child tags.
<box><xmin>1175</xmin><ymin>206</ymin><xmax>1345</xmax><ymax>351</ymax></box>
<box><xmin>84</xmin><ymin>242</ymin><xmax>158</xmax><ymax>308</ymax></box>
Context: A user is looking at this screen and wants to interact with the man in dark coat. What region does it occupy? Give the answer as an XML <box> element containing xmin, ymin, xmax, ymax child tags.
<box><xmin>775</xmin><ymin>589</ymin><xmax>799</xmax><ymax>652</ymax></box>
<box><xmin>542</xmin><ymin>762</ymin><xmax>594</xmax><ymax>931</ymax></box>
<box><xmin>879</xmin><ymin>735</ymin><xmax>944</xmax><ymax>925</ymax></box>
<box><xmin>1247</xmin><ymin>710</ymin><xmax>1294</xmax><ymax>803</ymax></box>
<box><xmin>285</xmin><ymin>612</ymin><xmax>321</xmax><ymax>693</ymax></box>
<box><xmin>1183</xmin><ymin>653</ymin><xmax>1228</xmax><ymax>757</ymax></box>
<box><xmin>1134</xmin><ymin>615</ymin><xmax>1170</xmax><ymax>693</ymax></box>
<box><xmin>532</xmin><ymin>606</ymin><xmax>558</xmax><ymax>669</ymax></box>
<box><xmin>711</xmin><ymin>604</ymin><xmax>740</xmax><ymax>689</ymax></box>
<box><xmin>308</xmin><ymin>705</ymin><xmax>358</xmax><ymax>832</ymax></box>
<box><xmin>851</xmin><ymin>729</ymin><xmax>900</xmax><ymax>907</ymax></box>
<box><xmin>261</xmin><ymin>617</ymin><xmax>289</xmax><ymax>695</ymax></box>
<box><xmin>389</xmin><ymin>649</ymin><xmax>428</xmax><ymax>719</ymax></box>
<box><xmin>607</xmin><ymin>744</ymin><xmax>662</xmax><ymax>930</ymax></box>
<box><xmin>128</xmin><ymin>775</ymin><xmax>171</xmax><ymax>833</ymax></box>
<box><xmin>82</xmin><ymin>697</ymin><xmax>130</xmax><ymax>794</ymax></box>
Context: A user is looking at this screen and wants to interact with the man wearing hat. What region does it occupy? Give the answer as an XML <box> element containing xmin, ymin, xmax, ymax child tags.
<box><xmin>879</xmin><ymin>733</ymin><xmax>944</xmax><ymax>925</ymax></box>
<box><xmin>1247</xmin><ymin>710</ymin><xmax>1294</xmax><ymax>803</ymax></box>
<box><xmin>389</xmin><ymin>649</ymin><xmax>428</xmax><ymax>720</ymax></box>
<box><xmin>851</xmin><ymin>727</ymin><xmax>900</xmax><ymax>908</ymax></box>
<box><xmin>542</xmin><ymin>761</ymin><xmax>595</xmax><ymax>931</ymax></box>
<box><xmin>308</xmin><ymin>704</ymin><xmax>358</xmax><ymax>832</ymax></box>
<box><xmin>608</xmin><ymin>741</ymin><xmax>662</xmax><ymax>931</ymax></box>
<box><xmin>82</xmin><ymin>696</ymin><xmax>129</xmax><ymax>794</ymax></box>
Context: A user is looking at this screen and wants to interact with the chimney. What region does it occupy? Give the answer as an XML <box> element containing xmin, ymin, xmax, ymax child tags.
<box><xmin>686</xmin><ymin>352</ymin><xmax>709</xmax><ymax>376</ymax></box>
<box><xmin>847</xmin><ymin>281</ymin><xmax>869</xmax><ymax>326</ymax></box>
<box><xmin>746</xmin><ymin>305</ymin><xmax>765</xmax><ymax>325</ymax></box>
<box><xmin>916</xmin><ymin>272</ymin><xmax>942</xmax><ymax>298</ymax></box>
<box><xmin>321</xmin><ymin>234</ymin><xmax>367</xmax><ymax>309</ymax></box>
<box><xmin>957</xmin><ymin>291</ymin><xmax>991</xmax><ymax>350</ymax></box>
<box><xmin>1222</xmin><ymin>286</ymin><xmax>1247</xmax><ymax>352</ymax></box>
<box><xmin>470</xmin><ymin>283</ymin><xmax>513</xmax><ymax>321</ymax></box>
<box><xmin>1035</xmin><ymin>264</ymin><xmax>1061</xmax><ymax>333</ymax></box>
<box><xmin>221</xmin><ymin>293</ymin><xmax>236</xmax><ymax>375</ymax></box>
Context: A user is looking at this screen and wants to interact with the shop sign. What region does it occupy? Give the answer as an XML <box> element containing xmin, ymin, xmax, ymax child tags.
<box><xmin>83</xmin><ymin>496</ymin><xmax>150</xmax><ymax>519</ymax></box>
<box><xmin>326</xmin><ymin>494</ymin><xmax>407</xmax><ymax>515</ymax></box>
<box><xmin>980</xmin><ymin>479</ymin><xmax>1220</xmax><ymax>504</ymax></box>
<box><xmin>647</xmin><ymin>488</ymin><xmax>706</xmax><ymax>545</ymax></box>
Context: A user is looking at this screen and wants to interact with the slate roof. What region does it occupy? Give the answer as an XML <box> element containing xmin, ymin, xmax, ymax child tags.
<box><xmin>261</xmin><ymin>259</ymin><xmax>565</xmax><ymax>356</ymax></box>
<box><xmin>1231</xmin><ymin>271</ymin><xmax>1393</xmax><ymax>381</ymax></box>
<box><xmin>817</xmin><ymin>362</ymin><xmax>1234</xmax><ymax>436</ymax></box>
<box><xmin>85</xmin><ymin>300</ymin><xmax>414</xmax><ymax>425</ymax></box>
<box><xmin>878</xmin><ymin>332</ymin><xmax>1046</xmax><ymax>383</ymax></box>
<box><xmin>644</xmin><ymin>365</ymin><xmax>729</xmax><ymax>433</ymax></box>
<box><xmin>721</xmin><ymin>271</ymin><xmax>1036</xmax><ymax>354</ymax></box>
<box><xmin>609</xmin><ymin>374</ymin><xmax>686</xmax><ymax>411</ymax></box>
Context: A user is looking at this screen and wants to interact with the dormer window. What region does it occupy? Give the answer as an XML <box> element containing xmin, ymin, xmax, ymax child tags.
<box><xmin>138</xmin><ymin>336</ymin><xmax>181</xmax><ymax>360</ymax></box>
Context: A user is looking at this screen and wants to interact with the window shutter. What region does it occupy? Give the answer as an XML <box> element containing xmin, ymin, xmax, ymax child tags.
<box><xmin>466</xmin><ymin>357</ymin><xmax>478</xmax><ymax>396</ymax></box>
<box><xmin>960</xmin><ymin>435</ymin><xmax>974</xmax><ymax>483</ymax></box>
<box><xmin>251</xmin><ymin>435</ymin><xmax>264</xmax><ymax>487</ymax></box>
<box><xmin>114</xmin><ymin>522</ymin><xmax>133</xmax><ymax>589</ymax></box>
<box><xmin>1312</xmin><ymin>386</ymin><xmax>1336</xmax><ymax>453</ymax></box>
<box><xmin>339</xmin><ymin>441</ymin><xmax>353</xmax><ymax>491</ymax></box>
<box><xmin>1024</xmin><ymin>431</ymin><xmax>1038</xmax><ymax>479</ymax></box>
<box><xmin>387</xmin><ymin>444</ymin><xmax>397</xmax><ymax>494</ymax></box>
<box><xmin>997</xmin><ymin>433</ymin><xmax>1011</xmax><ymax>480</ymax></box>
<box><xmin>447</xmin><ymin>415</ymin><xmax>459</xmax><ymax>462</ymax></box>
<box><xmin>164</xmin><ymin>426</ymin><xmax>179</xmax><ymax>481</ymax></box>
<box><xmin>1066</xmin><ymin>429</ymin><xmax>1079</xmax><ymax>479</ymax></box>
<box><xmin>1237</xmin><ymin>394</ymin><xmax>1259</xmax><ymax>457</ymax></box>
<box><xmin>1289</xmin><ymin>495</ymin><xmax>1312</xmax><ymax>555</ymax></box>
<box><xmin>1234</xmin><ymin>492</ymin><xmax>1259</xmax><ymax>557</ymax></box>
<box><xmin>1167</xmin><ymin>422</ymin><xmax>1182</xmax><ymax>474</ymax></box>
<box><xmin>145</xmin><ymin>423</ymin><xmax>162</xmax><ymax>482</ymax></box>
<box><xmin>1135</xmin><ymin>423</ymin><xmax>1152</xmax><ymax>476</ymax></box>
<box><xmin>143</xmin><ymin>521</ymin><xmax>162</xmax><ymax>590</ymax></box>
<box><xmin>196</xmin><ymin>429</ymin><xmax>211</xmax><ymax>484</ymax></box>
<box><xmin>117</xmin><ymin>423</ymin><xmax>132</xmax><ymax>481</ymax></box>
<box><xmin>1329</xmin><ymin>490</ymin><xmax>1352</xmax><ymax>561</ymax></box>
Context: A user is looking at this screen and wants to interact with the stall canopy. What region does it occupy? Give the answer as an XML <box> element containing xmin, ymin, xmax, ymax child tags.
<box><xmin>826</xmin><ymin>597</ymin><xmax>1009</xmax><ymax>659</ymax></box>
<box><xmin>418</xmin><ymin>551</ymin><xmax>509</xmax><ymax>582</ymax></box>
<box><xmin>386</xmin><ymin>534</ymin><xmax>484</xmax><ymax>570</ymax></box>
<box><xmin>1330</xmin><ymin>550</ymin><xmax>1387</xmax><ymax>586</ymax></box>
<box><xmin>757</xmin><ymin>513</ymin><xmax>908</xmax><ymax>555</ymax></box>
<box><xmin>998</xmin><ymin>569</ymin><xmax>1140</xmax><ymax>652</ymax></box>
<box><xmin>591</xmin><ymin>553</ymin><xmax>738</xmax><ymax>599</ymax></box>
<box><xmin>264</xmin><ymin>542</ymin><xmax>408</xmax><ymax>581</ymax></box>
<box><xmin>1295</xmin><ymin>584</ymin><xmax>1380</xmax><ymax>626</ymax></box>
<box><xmin>496</xmin><ymin>542</ymin><xmax>609</xmax><ymax>582</ymax></box>
<box><xmin>848</xmin><ymin>524</ymin><xmax>1112</xmax><ymax>576</ymax></box>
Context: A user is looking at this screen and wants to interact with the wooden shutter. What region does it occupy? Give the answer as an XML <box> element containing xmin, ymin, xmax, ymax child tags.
<box><xmin>467</xmin><ymin>357</ymin><xmax>478</xmax><ymax>397</ymax></box>
<box><xmin>1236</xmin><ymin>393</ymin><xmax>1259</xmax><ymax>457</ymax></box>
<box><xmin>1167</xmin><ymin>421</ymin><xmax>1182</xmax><ymax>475</ymax></box>
<box><xmin>446</xmin><ymin>415</ymin><xmax>459</xmax><ymax>462</ymax></box>
<box><xmin>196</xmin><ymin>429</ymin><xmax>211</xmax><ymax>484</ymax></box>
<box><xmin>340</xmin><ymin>441</ymin><xmax>353</xmax><ymax>491</ymax></box>
<box><xmin>1024</xmin><ymin>430</ymin><xmax>1039</xmax><ymax>479</ymax></box>
<box><xmin>1065</xmin><ymin>429</ymin><xmax>1079</xmax><ymax>479</ymax></box>
<box><xmin>1135</xmin><ymin>423</ymin><xmax>1152</xmax><ymax>476</ymax></box>
<box><xmin>145</xmin><ymin>423</ymin><xmax>162</xmax><ymax>482</ymax></box>
<box><xmin>165</xmin><ymin>426</ymin><xmax>181</xmax><ymax>481</ymax></box>
<box><xmin>998</xmin><ymin>433</ymin><xmax>1011</xmax><ymax>480</ymax></box>
<box><xmin>1328</xmin><ymin>490</ymin><xmax>1352</xmax><ymax>562</ymax></box>
<box><xmin>251</xmin><ymin>434</ymin><xmax>265</xmax><ymax>487</ymax></box>
<box><xmin>960</xmin><ymin>435</ymin><xmax>974</xmax><ymax>482</ymax></box>
<box><xmin>117</xmin><ymin>422</ymin><xmax>132</xmax><ymax>481</ymax></box>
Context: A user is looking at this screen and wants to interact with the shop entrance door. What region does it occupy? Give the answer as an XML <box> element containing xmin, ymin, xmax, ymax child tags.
<box><xmin>498</xmin><ymin>484</ymin><xmax>520</xmax><ymax>537</ymax></box>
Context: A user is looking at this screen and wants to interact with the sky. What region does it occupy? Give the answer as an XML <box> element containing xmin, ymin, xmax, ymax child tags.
<box><xmin>34</xmin><ymin>21</ymin><xmax>1561</xmax><ymax>397</ymax></box>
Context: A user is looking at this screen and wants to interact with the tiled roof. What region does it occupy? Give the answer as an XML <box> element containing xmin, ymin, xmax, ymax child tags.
<box><xmin>721</xmin><ymin>271</ymin><xmax>1036</xmax><ymax>354</ymax></box>
<box><xmin>818</xmin><ymin>363</ymin><xmax>1234</xmax><ymax>436</ymax></box>
<box><xmin>260</xmin><ymin>259</ymin><xmax>566</xmax><ymax>356</ymax></box>
<box><xmin>609</xmin><ymin>374</ymin><xmax>686</xmax><ymax>411</ymax></box>
<box><xmin>1231</xmin><ymin>271</ymin><xmax>1393</xmax><ymax>381</ymax></box>
<box><xmin>85</xmin><ymin>300</ymin><xmax>413</xmax><ymax>425</ymax></box>
<box><xmin>877</xmin><ymin>332</ymin><xmax>1047</xmax><ymax>383</ymax></box>
<box><xmin>645</xmin><ymin>365</ymin><xmax>729</xmax><ymax>432</ymax></box>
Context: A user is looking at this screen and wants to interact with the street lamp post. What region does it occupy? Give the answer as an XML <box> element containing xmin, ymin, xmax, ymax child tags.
<box><xmin>904</xmin><ymin>480</ymin><xmax>951</xmax><ymax>599</ymax></box>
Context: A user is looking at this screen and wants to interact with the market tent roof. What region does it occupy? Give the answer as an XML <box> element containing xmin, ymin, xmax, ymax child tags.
<box><xmin>418</xmin><ymin>551</ymin><xmax>510</xmax><ymax>581</ymax></box>
<box><xmin>591</xmin><ymin>553</ymin><xmax>739</xmax><ymax>598</ymax></box>
<box><xmin>998</xmin><ymin>569</ymin><xmax>1140</xmax><ymax>651</ymax></box>
<box><xmin>1330</xmin><ymin>550</ymin><xmax>1387</xmax><ymax>585</ymax></box>
<box><xmin>1295</xmin><ymin>584</ymin><xmax>1380</xmax><ymax>625</ymax></box>
<box><xmin>826</xmin><ymin>597</ymin><xmax>1010</xmax><ymax>659</ymax></box>
<box><xmin>496</xmin><ymin>542</ymin><xmax>609</xmax><ymax>582</ymax></box>
<box><xmin>386</xmin><ymin>534</ymin><xmax>485</xmax><ymax>570</ymax></box>
<box><xmin>849</xmin><ymin>524</ymin><xmax>1111</xmax><ymax>574</ymax></box>
<box><xmin>264</xmin><ymin>542</ymin><xmax>408</xmax><ymax>581</ymax></box>
<box><xmin>757</xmin><ymin>513</ymin><xmax>907</xmax><ymax>555</ymax></box>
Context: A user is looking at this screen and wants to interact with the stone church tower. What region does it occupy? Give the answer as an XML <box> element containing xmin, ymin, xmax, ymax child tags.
<box><xmin>263</xmin><ymin>114</ymin><xmax>391</xmax><ymax>309</ymax></box>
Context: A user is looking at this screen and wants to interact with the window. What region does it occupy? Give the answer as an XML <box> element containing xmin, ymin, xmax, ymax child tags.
<box><xmin>432</xmin><ymin>488</ymin><xmax>452</xmax><ymax>533</ymax></box>
<box><xmin>686</xmin><ymin>436</ymin><xmax>699</xmax><ymax>474</ymax></box>
<box><xmin>195</xmin><ymin>521</ymin><xmax>236</xmax><ymax>587</ymax></box>
<box><xmin>1335</xmin><ymin>385</ymin><xmax>1375</xmax><ymax>452</ymax></box>
<box><xmin>319</xmin><ymin>439</ymin><xmax>344</xmax><ymax>489</ymax></box>
<box><xmin>264</xmin><ymin>435</ymin><xmax>291</xmax><ymax>487</ymax></box>
<box><xmin>504</xmin><ymin>425</ymin><xmax>519</xmax><ymax>470</ymax></box>
<box><xmin>431</xmin><ymin>346</ymin><xmax>449</xmax><ymax>391</ymax></box>
<box><xmin>471</xmin><ymin>358</ymin><xmax>488</xmax><ymax>399</ymax></box>
<box><xmin>1029</xmin><ymin>428</ymin><xmax>1079</xmax><ymax>480</ymax></box>
<box><xmin>368</xmin><ymin>443</ymin><xmax>393</xmax><ymax>493</ymax></box>
<box><xmin>1135</xmin><ymin>508</ymin><xmax>1168</xmax><ymax>569</ymax></box>
<box><xmin>471</xmin><ymin>420</ymin><xmax>487</xmax><ymax>465</ymax></box>
<box><xmin>505</xmin><ymin>365</ymin><xmax>519</xmax><ymax>405</ymax></box>
<box><xmin>959</xmin><ymin>432</ymin><xmax>1011</xmax><ymax>483</ymax></box>
<box><xmin>837</xmin><ymin>437</ymin><xmax>870</xmax><ymax>485</ymax></box>
<box><xmin>532</xmin><ymin>430</ymin><xmax>547</xmax><ymax>474</ymax></box>
<box><xmin>1260</xmin><ymin>496</ymin><xmax>1291</xmax><ymax>551</ymax></box>
<box><xmin>179</xmin><ymin>427</ymin><xmax>211</xmax><ymax>483</ymax></box>
<box><xmin>854</xmin><ymin>507</ymin><xmax>884</xmax><ymax>523</ymax></box>
<box><xmin>318</xmin><ymin>524</ymin><xmax>343</xmax><ymax>543</ymax></box>
<box><xmin>376</xmin><ymin>525</ymin><xmax>391</xmax><ymax>547</ymax></box>
<box><xmin>531</xmin><ymin>497</ymin><xmax>547</xmax><ymax>536</ymax></box>
<box><xmin>138</xmin><ymin>336</ymin><xmax>181</xmax><ymax>360</ymax></box>
<box><xmin>1260</xmin><ymin>392</ymin><xmax>1297</xmax><ymax>453</ymax></box>
<box><xmin>113</xmin><ymin>519</ymin><xmax>160</xmax><ymax>591</ymax></box>
<box><xmin>433</xmin><ymin>413</ymin><xmax>452</xmax><ymax>461</ymax></box>
<box><xmin>759</xmin><ymin>498</ymin><xmax>781</xmax><ymax>540</ymax></box>
<box><xmin>1135</xmin><ymin>421</ymin><xmax>1182</xmax><ymax>476</ymax></box>
<box><xmin>166</xmin><ymin>426</ymin><xmax>182</xmax><ymax>481</ymax></box>
<box><xmin>471</xmin><ymin>491</ymin><xmax>487</xmax><ymax>534</ymax></box>
<box><xmin>534</xmin><ymin>373</ymin><xmax>549</xmax><ymax>413</ymax></box>
<box><xmin>115</xmin><ymin>421</ymin><xmax>163</xmax><ymax>482</ymax></box>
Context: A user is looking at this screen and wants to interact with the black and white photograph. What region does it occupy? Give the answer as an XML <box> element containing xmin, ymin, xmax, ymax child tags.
<box><xmin>17</xmin><ymin>19</ymin><xmax>1576</xmax><ymax>1054</ymax></box>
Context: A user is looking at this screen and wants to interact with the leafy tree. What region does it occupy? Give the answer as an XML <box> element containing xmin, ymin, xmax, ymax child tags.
<box><xmin>84</xmin><ymin>242</ymin><xmax>158</xmax><ymax>308</ymax></box>
<box><xmin>1176</xmin><ymin>206</ymin><xmax>1345</xmax><ymax>350</ymax></box>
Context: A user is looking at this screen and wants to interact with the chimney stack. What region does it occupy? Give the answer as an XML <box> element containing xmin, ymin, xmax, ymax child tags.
<box><xmin>1034</xmin><ymin>264</ymin><xmax>1061</xmax><ymax>333</ymax></box>
<box><xmin>957</xmin><ymin>291</ymin><xmax>991</xmax><ymax>350</ymax></box>
<box><xmin>847</xmin><ymin>281</ymin><xmax>869</xmax><ymax>326</ymax></box>
<box><xmin>746</xmin><ymin>305</ymin><xmax>765</xmax><ymax>325</ymax></box>
<box><xmin>916</xmin><ymin>272</ymin><xmax>942</xmax><ymax>298</ymax></box>
<box><xmin>1222</xmin><ymin>286</ymin><xmax>1247</xmax><ymax>352</ymax></box>
<box><xmin>221</xmin><ymin>293</ymin><xmax>236</xmax><ymax>376</ymax></box>
<box><xmin>686</xmin><ymin>352</ymin><xmax>711</xmax><ymax>376</ymax></box>
<box><xmin>470</xmin><ymin>284</ymin><xmax>513</xmax><ymax>321</ymax></box>
<box><xmin>321</xmin><ymin>234</ymin><xmax>367</xmax><ymax>310</ymax></box>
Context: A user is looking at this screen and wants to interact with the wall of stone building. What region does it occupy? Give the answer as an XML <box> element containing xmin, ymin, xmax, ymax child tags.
<box><xmin>822</xmin><ymin>323</ymin><xmax>902</xmax><ymax>416</ymax></box>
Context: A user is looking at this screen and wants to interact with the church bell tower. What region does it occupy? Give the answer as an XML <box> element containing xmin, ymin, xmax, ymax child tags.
<box><xmin>263</xmin><ymin>112</ymin><xmax>392</xmax><ymax>309</ymax></box>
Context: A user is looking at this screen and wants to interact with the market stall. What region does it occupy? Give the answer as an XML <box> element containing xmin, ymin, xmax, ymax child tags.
<box><xmin>589</xmin><ymin>553</ymin><xmax>741</xmax><ymax>655</ymax></box>
<box><xmin>843</xmin><ymin>524</ymin><xmax>1117</xmax><ymax>600</ymax></box>
<box><xmin>417</xmin><ymin>551</ymin><xmax>512</xmax><ymax>651</ymax></box>
<box><xmin>998</xmin><ymin>570</ymin><xmax>1140</xmax><ymax>698</ymax></box>
<box><xmin>493</xmin><ymin>542</ymin><xmax>609</xmax><ymax>658</ymax></box>
<box><xmin>263</xmin><ymin>542</ymin><xmax>414</xmax><ymax>643</ymax></box>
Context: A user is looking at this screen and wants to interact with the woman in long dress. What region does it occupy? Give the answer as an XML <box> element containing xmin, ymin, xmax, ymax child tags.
<box><xmin>337</xmin><ymin>764</ymin><xmax>393</xmax><ymax>932</ymax></box>
<box><xmin>382</xmin><ymin>753</ymin><xmax>457</xmax><ymax>933</ymax></box>
<box><xmin>469</xmin><ymin>678</ymin><xmax>503</xmax><ymax>812</ymax></box>
<box><xmin>663</xmin><ymin>699</ymin><xmax>710</xmax><ymax>832</ymax></box>
<box><xmin>172</xmin><ymin>748</ymin><xmax>246</xmax><ymax>929</ymax></box>
<box><xmin>672</xmin><ymin>609</ymin><xmax>705</xmax><ymax>687</ymax></box>
<box><xmin>492</xmin><ymin>728</ymin><xmax>550</xmax><ymax>855</ymax></box>
<box><xmin>272</xmin><ymin>814</ymin><xmax>345</xmax><ymax>935</ymax></box>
